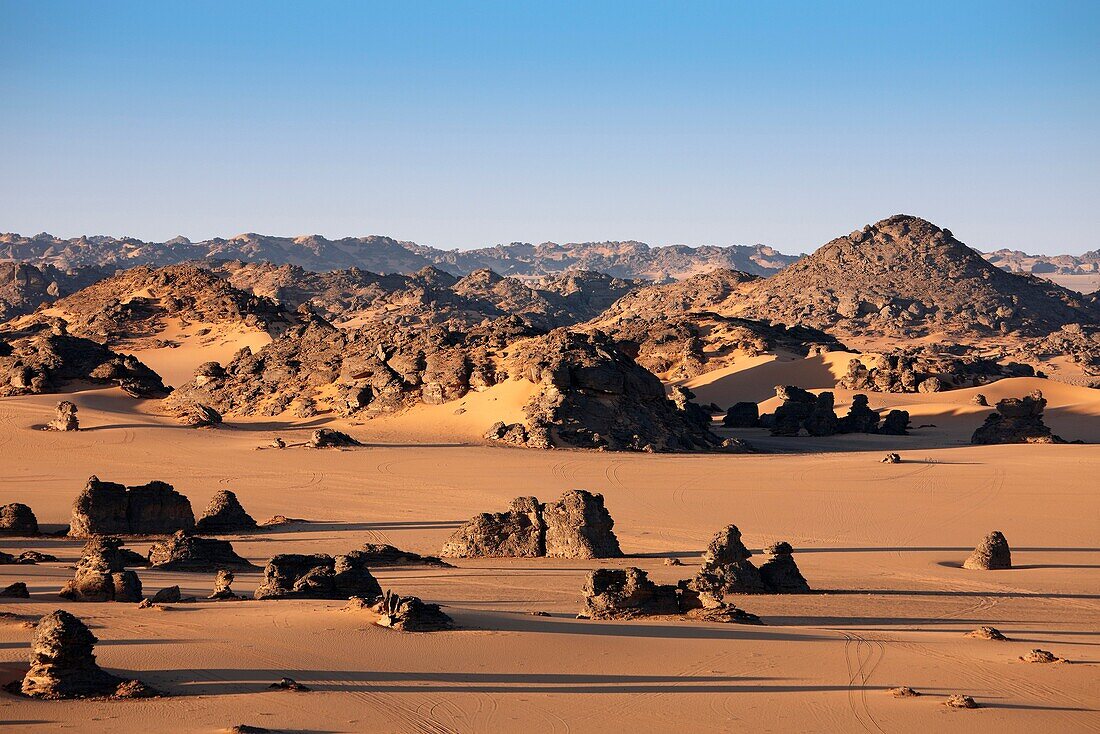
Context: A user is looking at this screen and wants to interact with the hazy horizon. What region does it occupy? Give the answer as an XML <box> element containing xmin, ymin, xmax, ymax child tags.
<box><xmin>2</xmin><ymin>2</ymin><xmax>1097</xmax><ymax>255</ymax></box>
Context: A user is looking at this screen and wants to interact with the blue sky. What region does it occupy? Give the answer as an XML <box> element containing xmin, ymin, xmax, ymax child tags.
<box><xmin>1</xmin><ymin>1</ymin><xmax>1097</xmax><ymax>254</ymax></box>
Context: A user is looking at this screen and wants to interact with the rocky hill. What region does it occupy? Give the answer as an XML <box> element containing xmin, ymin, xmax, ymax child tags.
<box><xmin>0</xmin><ymin>231</ymin><xmax>796</xmax><ymax>280</ymax></box>
<box><xmin>0</xmin><ymin>262</ymin><xmax>105</xmax><ymax>321</ymax></box>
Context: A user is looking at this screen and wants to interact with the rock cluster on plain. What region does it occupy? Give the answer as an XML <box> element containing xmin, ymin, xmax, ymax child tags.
<box><xmin>440</xmin><ymin>490</ymin><xmax>622</xmax><ymax>559</ymax></box>
<box><xmin>59</xmin><ymin>537</ymin><xmax>144</xmax><ymax>602</ymax></box>
<box><xmin>963</xmin><ymin>531</ymin><xmax>1012</xmax><ymax>570</ymax></box>
<box><xmin>69</xmin><ymin>475</ymin><xmax>195</xmax><ymax>537</ymax></box>
<box><xmin>254</xmin><ymin>552</ymin><xmax>383</xmax><ymax>601</ymax></box>
<box><xmin>691</xmin><ymin>526</ymin><xmax>810</xmax><ymax>595</ymax></box>
<box><xmin>760</xmin><ymin>387</ymin><xmax>908</xmax><ymax>437</ymax></box>
<box><xmin>971</xmin><ymin>391</ymin><xmax>1064</xmax><ymax>444</ymax></box>
<box><xmin>195</xmin><ymin>490</ymin><xmax>258</xmax><ymax>534</ymax></box>
<box><xmin>308</xmin><ymin>428</ymin><xmax>362</xmax><ymax>448</ymax></box>
<box><xmin>20</xmin><ymin>610</ymin><xmax>157</xmax><ymax>699</ymax></box>
<box><xmin>580</xmin><ymin>567</ymin><xmax>761</xmax><ymax>624</ymax></box>
<box><xmin>147</xmin><ymin>531</ymin><xmax>257</xmax><ymax>571</ymax></box>
<box><xmin>357</xmin><ymin>543</ymin><xmax>451</xmax><ymax>567</ymax></box>
<box><xmin>0</xmin><ymin>502</ymin><xmax>39</xmax><ymax>536</ymax></box>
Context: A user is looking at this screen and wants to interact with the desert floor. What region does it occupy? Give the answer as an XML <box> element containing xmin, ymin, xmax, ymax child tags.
<box><xmin>1</xmin><ymin>366</ymin><xmax>1098</xmax><ymax>733</ymax></box>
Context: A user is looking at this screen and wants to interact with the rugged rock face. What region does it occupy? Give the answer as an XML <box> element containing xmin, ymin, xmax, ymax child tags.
<box><xmin>46</xmin><ymin>400</ymin><xmax>79</xmax><ymax>431</ymax></box>
<box><xmin>484</xmin><ymin>421</ymin><xmax>538</xmax><ymax>447</ymax></box>
<box><xmin>0</xmin><ymin>261</ymin><xmax>97</xmax><ymax>320</ymax></box>
<box><xmin>308</xmin><ymin>428</ymin><xmax>362</xmax><ymax>448</ymax></box>
<box><xmin>59</xmin><ymin>537</ymin><xmax>144</xmax><ymax>603</ymax></box>
<box><xmin>441</xmin><ymin>497</ymin><xmax>545</xmax><ymax>558</ymax></box>
<box><xmin>963</xmin><ymin>531</ymin><xmax>1012</xmax><ymax>570</ymax></box>
<box><xmin>254</xmin><ymin>553</ymin><xmax>383</xmax><ymax>601</ymax></box>
<box><xmin>691</xmin><ymin>525</ymin><xmax>765</xmax><ymax>595</ymax></box>
<box><xmin>69</xmin><ymin>476</ymin><xmax>195</xmax><ymax>537</ymax></box>
<box><xmin>723</xmin><ymin>402</ymin><xmax>759</xmax><ymax>428</ymax></box>
<box><xmin>373</xmin><ymin>590</ymin><xmax>454</xmax><ymax>631</ymax></box>
<box><xmin>440</xmin><ymin>491</ymin><xmax>622</xmax><ymax>559</ymax></box>
<box><xmin>0</xmin><ymin>503</ymin><xmax>39</xmax><ymax>536</ymax></box>
<box><xmin>209</xmin><ymin>570</ymin><xmax>238</xmax><ymax>600</ymax></box>
<box><xmin>357</xmin><ymin>543</ymin><xmax>451</xmax><ymax>567</ymax></box>
<box><xmin>195</xmin><ymin>490</ymin><xmax>258</xmax><ymax>534</ymax></box>
<box><xmin>0</xmin><ymin>328</ymin><xmax>167</xmax><ymax>398</ymax></box>
<box><xmin>147</xmin><ymin>531</ymin><xmax>257</xmax><ymax>571</ymax></box>
<box><xmin>837</xmin><ymin>353</ymin><xmax>1032</xmax><ymax>393</ymax></box>
<box><xmin>508</xmin><ymin>329</ymin><xmax>721</xmax><ymax>451</ymax></box>
<box><xmin>21</xmin><ymin>610</ymin><xmax>156</xmax><ymax>699</ymax></box>
<box><xmin>971</xmin><ymin>391</ymin><xmax>1063</xmax><ymax>444</ymax></box>
<box><xmin>757</xmin><ymin>542</ymin><xmax>810</xmax><ymax>593</ymax></box>
<box><xmin>170</xmin><ymin>402</ymin><xmax>222</xmax><ymax>428</ymax></box>
<box><xmin>581</xmin><ymin>567</ymin><xmax>682</xmax><ymax>619</ymax></box>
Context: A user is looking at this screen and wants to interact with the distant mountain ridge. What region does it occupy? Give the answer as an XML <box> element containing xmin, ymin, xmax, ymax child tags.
<box><xmin>0</xmin><ymin>231</ymin><xmax>798</xmax><ymax>280</ymax></box>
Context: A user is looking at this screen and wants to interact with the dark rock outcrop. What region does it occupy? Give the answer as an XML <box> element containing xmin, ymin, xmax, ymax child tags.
<box><xmin>59</xmin><ymin>537</ymin><xmax>143</xmax><ymax>602</ymax></box>
<box><xmin>147</xmin><ymin>531</ymin><xmax>257</xmax><ymax>571</ymax></box>
<box><xmin>209</xmin><ymin>570</ymin><xmax>238</xmax><ymax>600</ymax></box>
<box><xmin>691</xmin><ymin>525</ymin><xmax>765</xmax><ymax>595</ymax></box>
<box><xmin>195</xmin><ymin>490</ymin><xmax>258</xmax><ymax>534</ymax></box>
<box><xmin>757</xmin><ymin>542</ymin><xmax>810</xmax><ymax>593</ymax></box>
<box><xmin>837</xmin><ymin>394</ymin><xmax>879</xmax><ymax>433</ymax></box>
<box><xmin>440</xmin><ymin>490</ymin><xmax>622</xmax><ymax>559</ymax></box>
<box><xmin>971</xmin><ymin>391</ymin><xmax>1063</xmax><ymax>444</ymax></box>
<box><xmin>151</xmin><ymin>585</ymin><xmax>182</xmax><ymax>603</ymax></box>
<box><xmin>0</xmin><ymin>503</ymin><xmax>39</xmax><ymax>536</ymax></box>
<box><xmin>373</xmin><ymin>590</ymin><xmax>454</xmax><ymax>631</ymax></box>
<box><xmin>357</xmin><ymin>543</ymin><xmax>451</xmax><ymax>567</ymax></box>
<box><xmin>876</xmin><ymin>410</ymin><xmax>910</xmax><ymax>435</ymax></box>
<box><xmin>254</xmin><ymin>553</ymin><xmax>382</xmax><ymax>601</ymax></box>
<box><xmin>20</xmin><ymin>610</ymin><xmax>157</xmax><ymax>699</ymax></box>
<box><xmin>171</xmin><ymin>402</ymin><xmax>223</xmax><ymax>428</ymax></box>
<box><xmin>580</xmin><ymin>567</ymin><xmax>760</xmax><ymax>624</ymax></box>
<box><xmin>1</xmin><ymin>582</ymin><xmax>29</xmax><ymax>597</ymax></box>
<box><xmin>723</xmin><ymin>402</ymin><xmax>759</xmax><ymax>428</ymax></box>
<box><xmin>963</xmin><ymin>531</ymin><xmax>1012</xmax><ymax>570</ymax></box>
<box><xmin>307</xmin><ymin>428</ymin><xmax>363</xmax><ymax>448</ymax></box>
<box><xmin>69</xmin><ymin>476</ymin><xmax>195</xmax><ymax>537</ymax></box>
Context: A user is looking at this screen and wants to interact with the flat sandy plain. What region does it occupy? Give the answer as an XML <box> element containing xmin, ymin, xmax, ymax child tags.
<box><xmin>0</xmin><ymin>358</ymin><xmax>1097</xmax><ymax>733</ymax></box>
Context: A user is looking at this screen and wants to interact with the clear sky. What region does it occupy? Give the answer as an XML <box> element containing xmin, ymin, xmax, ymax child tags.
<box><xmin>1</xmin><ymin>1</ymin><xmax>1097</xmax><ymax>254</ymax></box>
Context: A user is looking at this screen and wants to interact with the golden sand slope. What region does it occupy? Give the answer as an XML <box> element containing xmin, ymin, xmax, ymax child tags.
<box><xmin>0</xmin><ymin>362</ymin><xmax>1097</xmax><ymax>733</ymax></box>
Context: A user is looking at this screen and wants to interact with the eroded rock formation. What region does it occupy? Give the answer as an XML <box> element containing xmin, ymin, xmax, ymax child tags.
<box><xmin>59</xmin><ymin>537</ymin><xmax>144</xmax><ymax>602</ymax></box>
<box><xmin>254</xmin><ymin>553</ymin><xmax>382</xmax><ymax>601</ymax></box>
<box><xmin>963</xmin><ymin>531</ymin><xmax>1012</xmax><ymax>570</ymax></box>
<box><xmin>373</xmin><ymin>590</ymin><xmax>454</xmax><ymax>631</ymax></box>
<box><xmin>147</xmin><ymin>531</ymin><xmax>257</xmax><ymax>571</ymax></box>
<box><xmin>971</xmin><ymin>391</ymin><xmax>1063</xmax><ymax>444</ymax></box>
<box><xmin>69</xmin><ymin>476</ymin><xmax>195</xmax><ymax>537</ymax></box>
<box><xmin>46</xmin><ymin>400</ymin><xmax>79</xmax><ymax>431</ymax></box>
<box><xmin>0</xmin><ymin>503</ymin><xmax>39</xmax><ymax>536</ymax></box>
<box><xmin>195</xmin><ymin>490</ymin><xmax>258</xmax><ymax>534</ymax></box>
<box><xmin>691</xmin><ymin>525</ymin><xmax>765</xmax><ymax>595</ymax></box>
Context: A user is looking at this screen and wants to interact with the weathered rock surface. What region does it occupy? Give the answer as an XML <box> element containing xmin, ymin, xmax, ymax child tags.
<box><xmin>723</xmin><ymin>402</ymin><xmax>759</xmax><ymax>428</ymax></box>
<box><xmin>69</xmin><ymin>476</ymin><xmax>195</xmax><ymax>537</ymax></box>
<box><xmin>373</xmin><ymin>590</ymin><xmax>454</xmax><ymax>631</ymax></box>
<box><xmin>308</xmin><ymin>428</ymin><xmax>362</xmax><ymax>448</ymax></box>
<box><xmin>945</xmin><ymin>694</ymin><xmax>979</xmax><ymax>709</ymax></box>
<box><xmin>757</xmin><ymin>542</ymin><xmax>811</xmax><ymax>593</ymax></box>
<box><xmin>1020</xmin><ymin>649</ymin><xmax>1064</xmax><ymax>664</ymax></box>
<box><xmin>171</xmin><ymin>402</ymin><xmax>223</xmax><ymax>428</ymax></box>
<box><xmin>441</xmin><ymin>491</ymin><xmax>622</xmax><ymax>559</ymax></box>
<box><xmin>151</xmin><ymin>585</ymin><xmax>182</xmax><ymax>603</ymax></box>
<box><xmin>963</xmin><ymin>531</ymin><xmax>1012</xmax><ymax>570</ymax></box>
<box><xmin>0</xmin><ymin>550</ymin><xmax>58</xmax><ymax>565</ymax></box>
<box><xmin>46</xmin><ymin>400</ymin><xmax>79</xmax><ymax>431</ymax></box>
<box><xmin>209</xmin><ymin>570</ymin><xmax>239</xmax><ymax>600</ymax></box>
<box><xmin>580</xmin><ymin>567</ymin><xmax>760</xmax><ymax>624</ymax></box>
<box><xmin>0</xmin><ymin>582</ymin><xmax>29</xmax><ymax>597</ymax></box>
<box><xmin>0</xmin><ymin>502</ymin><xmax>39</xmax><ymax>536</ymax></box>
<box><xmin>966</xmin><ymin>625</ymin><xmax>1009</xmax><ymax>641</ymax></box>
<box><xmin>195</xmin><ymin>490</ymin><xmax>258</xmax><ymax>534</ymax></box>
<box><xmin>59</xmin><ymin>537</ymin><xmax>143</xmax><ymax>602</ymax></box>
<box><xmin>147</xmin><ymin>531</ymin><xmax>257</xmax><ymax>571</ymax></box>
<box><xmin>357</xmin><ymin>543</ymin><xmax>451</xmax><ymax>567</ymax></box>
<box><xmin>881</xmin><ymin>453</ymin><xmax>901</xmax><ymax>464</ymax></box>
<box><xmin>691</xmin><ymin>525</ymin><xmax>765</xmax><ymax>595</ymax></box>
<box><xmin>254</xmin><ymin>553</ymin><xmax>382</xmax><ymax>601</ymax></box>
<box><xmin>877</xmin><ymin>410</ymin><xmax>911</xmax><ymax>435</ymax></box>
<box><xmin>20</xmin><ymin>610</ymin><xmax>157</xmax><ymax>699</ymax></box>
<box><xmin>971</xmin><ymin>391</ymin><xmax>1064</xmax><ymax>444</ymax></box>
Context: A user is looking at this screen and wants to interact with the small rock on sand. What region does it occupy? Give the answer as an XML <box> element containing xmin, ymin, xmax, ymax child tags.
<box><xmin>1020</xmin><ymin>649</ymin><xmax>1064</xmax><ymax>664</ymax></box>
<box><xmin>966</xmin><ymin>625</ymin><xmax>1009</xmax><ymax>640</ymax></box>
<box><xmin>945</xmin><ymin>694</ymin><xmax>978</xmax><ymax>709</ymax></box>
<box><xmin>888</xmin><ymin>686</ymin><xmax>921</xmax><ymax>697</ymax></box>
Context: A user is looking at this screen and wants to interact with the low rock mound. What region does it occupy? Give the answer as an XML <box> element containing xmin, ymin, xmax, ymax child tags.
<box><xmin>254</xmin><ymin>552</ymin><xmax>382</xmax><ymax>601</ymax></box>
<box><xmin>757</xmin><ymin>542</ymin><xmax>811</xmax><ymax>593</ymax></box>
<box><xmin>888</xmin><ymin>686</ymin><xmax>921</xmax><ymax>698</ymax></box>
<box><xmin>945</xmin><ymin>694</ymin><xmax>979</xmax><ymax>709</ymax></box>
<box><xmin>357</xmin><ymin>543</ymin><xmax>451</xmax><ymax>567</ymax></box>
<box><xmin>59</xmin><ymin>537</ymin><xmax>143</xmax><ymax>603</ymax></box>
<box><xmin>881</xmin><ymin>453</ymin><xmax>901</xmax><ymax>464</ymax></box>
<box><xmin>45</xmin><ymin>400</ymin><xmax>79</xmax><ymax>431</ymax></box>
<box><xmin>963</xmin><ymin>531</ymin><xmax>1012</xmax><ymax>570</ymax></box>
<box><xmin>170</xmin><ymin>402</ymin><xmax>222</xmax><ymax>428</ymax></box>
<box><xmin>1020</xmin><ymin>649</ymin><xmax>1064</xmax><ymax>664</ymax></box>
<box><xmin>691</xmin><ymin>525</ymin><xmax>764</xmax><ymax>595</ymax></box>
<box><xmin>580</xmin><ymin>567</ymin><xmax>760</xmax><ymax>624</ymax></box>
<box><xmin>440</xmin><ymin>490</ymin><xmax>622</xmax><ymax>559</ymax></box>
<box><xmin>147</xmin><ymin>531</ymin><xmax>257</xmax><ymax>571</ymax></box>
<box><xmin>971</xmin><ymin>391</ymin><xmax>1064</xmax><ymax>444</ymax></box>
<box><xmin>0</xmin><ymin>503</ymin><xmax>39</xmax><ymax>536</ymax></box>
<box><xmin>21</xmin><ymin>610</ymin><xmax>157</xmax><ymax>699</ymax></box>
<box><xmin>151</xmin><ymin>585</ymin><xmax>181</xmax><ymax>603</ymax></box>
<box><xmin>69</xmin><ymin>475</ymin><xmax>195</xmax><ymax>537</ymax></box>
<box><xmin>1</xmin><ymin>582</ymin><xmax>29</xmax><ymax>597</ymax></box>
<box><xmin>723</xmin><ymin>402</ymin><xmax>759</xmax><ymax>428</ymax></box>
<box><xmin>374</xmin><ymin>590</ymin><xmax>454</xmax><ymax>631</ymax></box>
<box><xmin>308</xmin><ymin>428</ymin><xmax>363</xmax><ymax>448</ymax></box>
<box><xmin>195</xmin><ymin>490</ymin><xmax>258</xmax><ymax>534</ymax></box>
<box><xmin>0</xmin><ymin>550</ymin><xmax>58</xmax><ymax>565</ymax></box>
<box><xmin>966</xmin><ymin>625</ymin><xmax>1009</xmax><ymax>641</ymax></box>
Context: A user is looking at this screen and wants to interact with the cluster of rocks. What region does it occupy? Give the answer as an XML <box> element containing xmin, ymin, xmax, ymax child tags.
<box><xmin>147</xmin><ymin>531</ymin><xmax>257</xmax><ymax>571</ymax></box>
<box><xmin>168</xmin><ymin>401</ymin><xmax>222</xmax><ymax>428</ymax></box>
<box><xmin>690</xmin><ymin>526</ymin><xmax>810</xmax><ymax>596</ymax></box>
<box><xmin>0</xmin><ymin>327</ymin><xmax>167</xmax><ymax>398</ymax></box>
<box><xmin>357</xmin><ymin>543</ymin><xmax>451</xmax><ymax>567</ymax></box>
<box><xmin>254</xmin><ymin>552</ymin><xmax>383</xmax><ymax>601</ymax></box>
<box><xmin>19</xmin><ymin>610</ymin><xmax>157</xmax><ymax>699</ymax></box>
<box><xmin>440</xmin><ymin>490</ymin><xmax>622</xmax><ymax>559</ymax></box>
<box><xmin>971</xmin><ymin>391</ymin><xmax>1065</xmax><ymax>444</ymax></box>
<box><xmin>580</xmin><ymin>567</ymin><xmax>760</xmax><ymax>624</ymax></box>
<box><xmin>0</xmin><ymin>502</ymin><xmax>39</xmax><ymax>536</ymax></box>
<box><xmin>69</xmin><ymin>476</ymin><xmax>195</xmax><ymax>537</ymax></box>
<box><xmin>836</xmin><ymin>353</ymin><xmax>1035</xmax><ymax>394</ymax></box>
<box><xmin>0</xmin><ymin>549</ymin><xmax>57</xmax><ymax>565</ymax></box>
<box><xmin>963</xmin><ymin>531</ymin><xmax>1012</xmax><ymax>570</ymax></box>
<box><xmin>727</xmin><ymin>388</ymin><xmax>909</xmax><ymax>437</ymax></box>
<box><xmin>372</xmin><ymin>590</ymin><xmax>454</xmax><ymax>631</ymax></box>
<box><xmin>60</xmin><ymin>537</ymin><xmax>145</xmax><ymax>603</ymax></box>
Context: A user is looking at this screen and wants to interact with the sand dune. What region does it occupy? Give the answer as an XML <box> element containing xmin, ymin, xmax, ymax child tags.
<box><xmin>0</xmin><ymin>382</ymin><xmax>1098</xmax><ymax>732</ymax></box>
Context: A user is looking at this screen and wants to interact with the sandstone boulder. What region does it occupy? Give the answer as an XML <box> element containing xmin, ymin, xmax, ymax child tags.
<box><xmin>374</xmin><ymin>589</ymin><xmax>454</xmax><ymax>631</ymax></box>
<box><xmin>151</xmin><ymin>585</ymin><xmax>181</xmax><ymax>604</ymax></box>
<box><xmin>691</xmin><ymin>524</ymin><xmax>764</xmax><ymax>595</ymax></box>
<box><xmin>440</xmin><ymin>496</ymin><xmax>545</xmax><ymax>558</ymax></box>
<box><xmin>195</xmin><ymin>490</ymin><xmax>258</xmax><ymax>534</ymax></box>
<box><xmin>963</xmin><ymin>531</ymin><xmax>1011</xmax><ymax>570</ymax></box>
<box><xmin>254</xmin><ymin>553</ymin><xmax>382</xmax><ymax>601</ymax></box>
<box><xmin>581</xmin><ymin>567</ymin><xmax>681</xmax><ymax>619</ymax></box>
<box><xmin>1</xmin><ymin>582</ymin><xmax>29</xmax><ymax>597</ymax></box>
<box><xmin>20</xmin><ymin>610</ymin><xmax>157</xmax><ymax>699</ymax></box>
<box><xmin>59</xmin><ymin>537</ymin><xmax>143</xmax><ymax>603</ymax></box>
<box><xmin>69</xmin><ymin>476</ymin><xmax>195</xmax><ymax>537</ymax></box>
<box><xmin>172</xmin><ymin>402</ymin><xmax>222</xmax><ymax>428</ymax></box>
<box><xmin>876</xmin><ymin>410</ymin><xmax>910</xmax><ymax>435</ymax></box>
<box><xmin>757</xmin><ymin>542</ymin><xmax>810</xmax><ymax>593</ymax></box>
<box><xmin>46</xmin><ymin>400</ymin><xmax>79</xmax><ymax>431</ymax></box>
<box><xmin>209</xmin><ymin>570</ymin><xmax>238</xmax><ymax>600</ymax></box>
<box><xmin>542</xmin><ymin>490</ymin><xmax>622</xmax><ymax>559</ymax></box>
<box><xmin>307</xmin><ymin>428</ymin><xmax>363</xmax><ymax>448</ymax></box>
<box><xmin>147</xmin><ymin>531</ymin><xmax>257</xmax><ymax>571</ymax></box>
<box><xmin>0</xmin><ymin>502</ymin><xmax>39</xmax><ymax>536</ymax></box>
